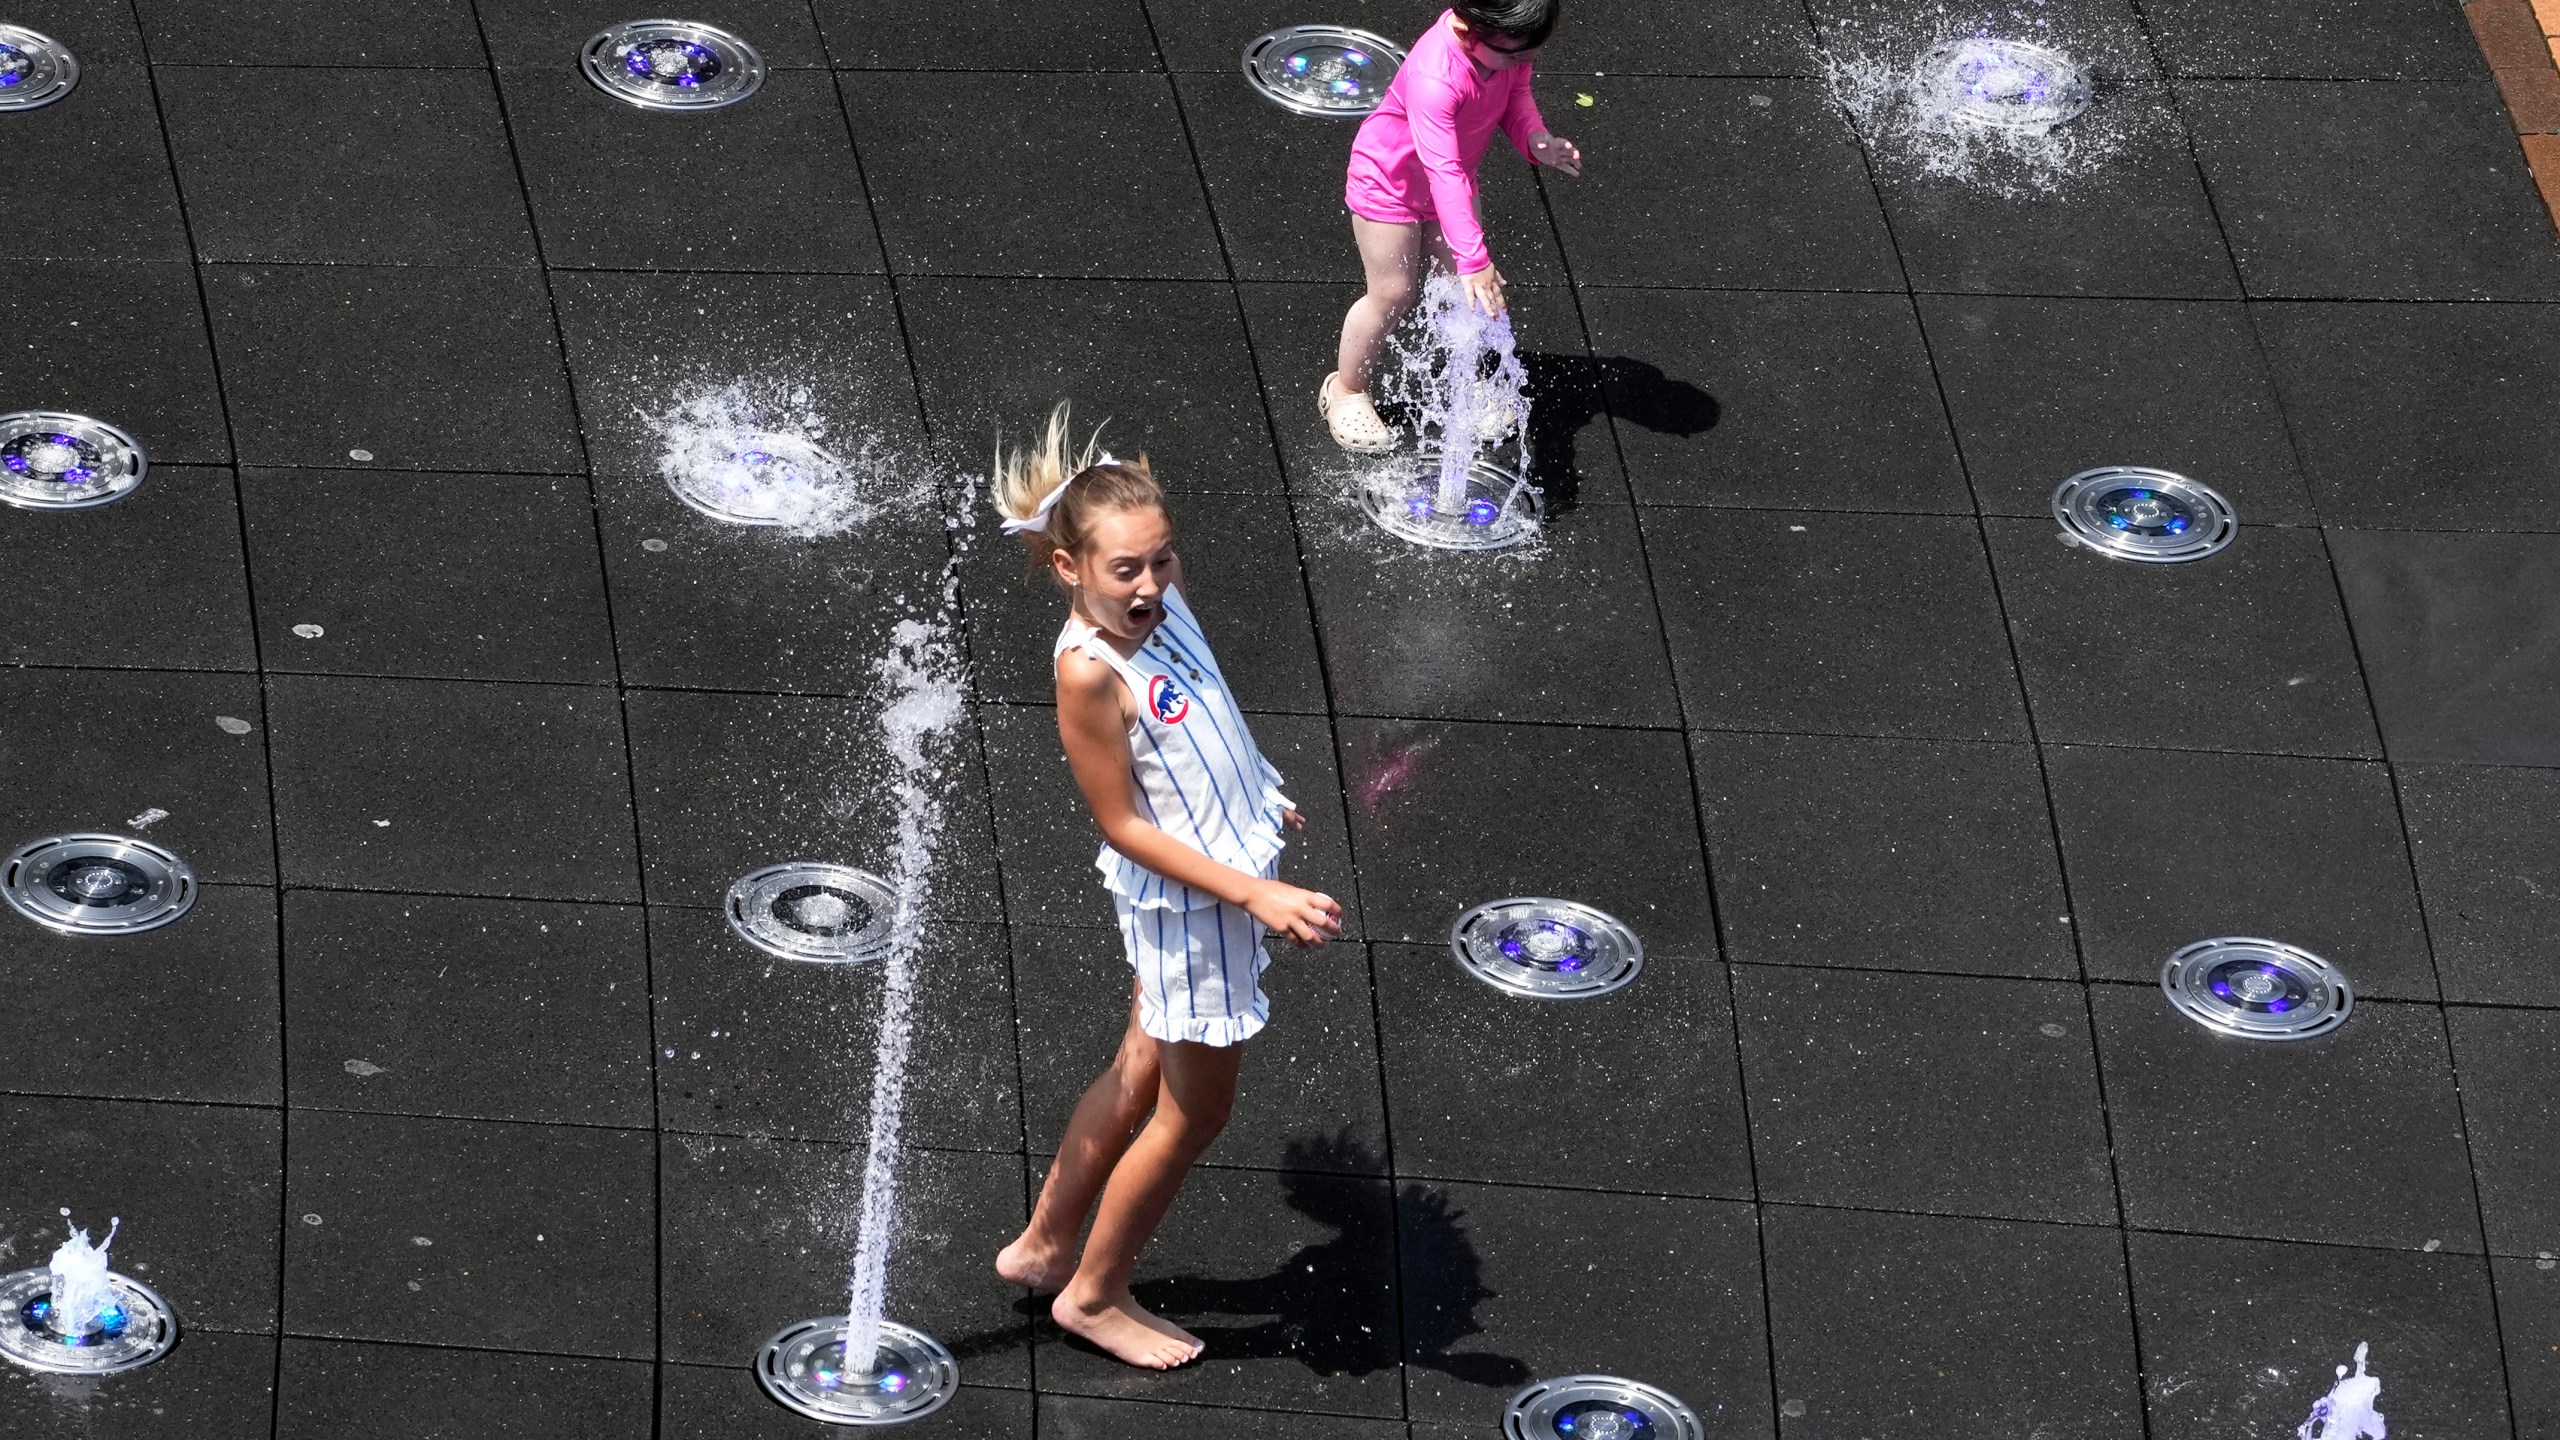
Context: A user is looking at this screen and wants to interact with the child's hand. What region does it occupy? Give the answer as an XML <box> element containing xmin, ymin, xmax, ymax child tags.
<box><xmin>1247</xmin><ymin>881</ymin><xmax>1343</xmax><ymax>947</ymax></box>
<box><xmin>1280</xmin><ymin>808</ymin><xmax>1307</xmax><ymax>832</ymax></box>
<box><xmin>1529</xmin><ymin>131</ymin><xmax>1583</xmax><ymax>177</ymax></box>
<box><xmin>1460</xmin><ymin>264</ymin><xmax>1507</xmax><ymax>316</ymax></box>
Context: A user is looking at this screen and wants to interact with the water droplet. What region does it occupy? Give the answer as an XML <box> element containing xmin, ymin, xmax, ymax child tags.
<box><xmin>302</xmin><ymin>1214</ymin><xmax>323</xmax><ymax>1226</ymax></box>
<box><xmin>642</xmin><ymin>538</ymin><xmax>668</xmax><ymax>552</ymax></box>
<box><xmin>412</xmin><ymin>1236</ymin><xmax>432</xmax><ymax>1247</ymax></box>
<box><xmin>2038</xmin><ymin>1022</ymin><xmax>2068</xmax><ymax>1038</ymax></box>
<box><xmin>291</xmin><ymin>623</ymin><xmax>325</xmax><ymax>639</ymax></box>
<box><xmin>1781</xmin><ymin>1400</ymin><xmax>1807</xmax><ymax>1418</ymax></box>
<box><xmin>214</xmin><ymin>715</ymin><xmax>254</xmax><ymax>735</ymax></box>
<box><xmin>343</xmin><ymin>1059</ymin><xmax>387</xmax><ymax>1077</ymax></box>
<box><xmin>348</xmin><ymin>449</ymin><xmax>373</xmax><ymax>462</ymax></box>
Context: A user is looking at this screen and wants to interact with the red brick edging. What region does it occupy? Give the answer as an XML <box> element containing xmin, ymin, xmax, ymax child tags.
<box><xmin>2467</xmin><ymin>0</ymin><xmax>2560</xmax><ymax>232</ymax></box>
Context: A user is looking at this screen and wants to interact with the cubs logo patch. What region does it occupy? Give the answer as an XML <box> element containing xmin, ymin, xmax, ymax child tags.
<box><xmin>1147</xmin><ymin>673</ymin><xmax>1191</xmax><ymax>725</ymax></box>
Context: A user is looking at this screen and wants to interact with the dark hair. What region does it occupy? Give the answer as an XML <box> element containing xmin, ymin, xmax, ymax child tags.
<box><xmin>1453</xmin><ymin>0</ymin><xmax>1559</xmax><ymax>50</ymax></box>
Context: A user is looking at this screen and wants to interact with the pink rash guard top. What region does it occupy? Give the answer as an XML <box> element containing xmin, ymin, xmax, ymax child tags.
<box><xmin>1342</xmin><ymin>9</ymin><xmax>1547</xmax><ymax>275</ymax></box>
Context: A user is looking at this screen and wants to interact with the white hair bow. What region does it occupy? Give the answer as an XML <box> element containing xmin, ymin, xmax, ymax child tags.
<box><xmin>1000</xmin><ymin>452</ymin><xmax>1117</xmax><ymax>535</ymax></box>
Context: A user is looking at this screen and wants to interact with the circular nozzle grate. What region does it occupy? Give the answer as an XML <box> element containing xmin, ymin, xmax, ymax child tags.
<box><xmin>757</xmin><ymin>1317</ymin><xmax>957</xmax><ymax>1426</ymax></box>
<box><xmin>0</xmin><ymin>1267</ymin><xmax>178</xmax><ymax>1375</ymax></box>
<box><xmin>1504</xmin><ymin>1375</ymin><xmax>1704</xmax><ymax>1440</ymax></box>
<box><xmin>1452</xmin><ymin>898</ymin><xmax>1644</xmax><ymax>1000</ymax></box>
<box><xmin>0</xmin><ymin>25</ymin><xmax>78</xmax><ymax>112</ymax></box>
<box><xmin>667</xmin><ymin>430</ymin><xmax>848</xmax><ymax>525</ymax></box>
<box><xmin>727</xmin><ymin>862</ymin><xmax>897</xmax><ymax>964</ymax></box>
<box><xmin>2161</xmin><ymin>937</ymin><xmax>2351</xmax><ymax>1042</ymax></box>
<box><xmin>4</xmin><ymin>834</ymin><xmax>197</xmax><ymax>936</ymax></box>
<box><xmin>582</xmin><ymin>20</ymin><xmax>765</xmax><ymax>111</ymax></box>
<box><xmin>0</xmin><ymin>412</ymin><xmax>146</xmax><ymax>511</ymax></box>
<box><xmin>1242</xmin><ymin>25</ymin><xmax>1406</xmax><ymax>117</ymax></box>
<box><xmin>2052</xmin><ymin>465</ymin><xmax>2236</xmax><ymax>564</ymax></box>
<box><xmin>1919</xmin><ymin>37</ymin><xmax>2091</xmax><ymax>132</ymax></box>
<box><xmin>1361</xmin><ymin>455</ymin><xmax>1543</xmax><ymax>552</ymax></box>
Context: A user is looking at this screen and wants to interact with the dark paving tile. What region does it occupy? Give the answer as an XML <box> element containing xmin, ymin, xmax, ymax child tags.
<box><xmin>1173</xmin><ymin>72</ymin><xmax>1569</xmax><ymax>286</ymax></box>
<box><xmin>0</xmin><ymin>259</ymin><xmax>229</xmax><ymax>462</ymax></box>
<box><xmin>1878</xmin><ymin>85</ymin><xmax>2237</xmax><ymax>298</ymax></box>
<box><xmin>1920</xmin><ymin>295</ymin><xmax>2315</xmax><ymax>524</ymax></box>
<box><xmin>626</xmin><ymin>687</ymin><xmax>1001</xmax><ymax>918</ymax></box>
<box><xmin>2332</xmin><ymin>530</ymin><xmax>2560</xmax><ymax>767</ymax></box>
<box><xmin>267</xmin><ymin>675</ymin><xmax>639</xmax><ymax>900</ymax></box>
<box><xmin>596</xmin><ymin>472</ymin><xmax>948</xmax><ymax>696</ymax></box>
<box><xmin>159</xmin><ymin>67</ymin><xmax>534</xmax><ymax>265</ymax></box>
<box><xmin>1374</xmin><ymin>939</ymin><xmax>1749</xmax><ymax>1195</ymax></box>
<box><xmin>1649</xmin><ymin>508</ymin><xmax>2029</xmax><ymax>742</ymax></box>
<box><xmin>0</xmin><ymin>667</ymin><xmax>270</xmax><ymax>882</ymax></box>
<box><xmin>2182</xmin><ymin>79</ymin><xmax>2560</xmax><ymax>300</ymax></box>
<box><xmin>842</xmin><ymin>72</ymin><xmax>1223</xmax><ymax>278</ymax></box>
<box><xmin>2145</xmin><ymin>0</ymin><xmax>2488</xmax><ymax>79</ymax></box>
<box><xmin>665</xmin><ymin>1360</ymin><xmax>1032</xmax><ymax>1438</ymax></box>
<box><xmin>2046</xmin><ymin>747</ymin><xmax>2435</xmax><ymax>998</ymax></box>
<box><xmin>2446</xmin><ymin>1007</ymin><xmax>2560</xmax><ymax>1258</ymax></box>
<box><xmin>1988</xmin><ymin>518</ymin><xmax>2379</xmax><ymax>757</ymax></box>
<box><xmin>503</xmin><ymin>67</ymin><xmax>883</xmax><ymax>273</ymax></box>
<box><xmin>0</xmin><ymin>66</ymin><xmax>188</xmax><ymax>261</ymax></box>
<box><xmin>242</xmin><ymin>469</ymin><xmax>617</xmax><ymax>685</ymax></box>
<box><xmin>1738</xmin><ymin>967</ymin><xmax>2114</xmax><ymax>1223</ymax></box>
<box><xmin>0</xmin><ymin>882</ymin><xmax>278</xmax><ymax>1105</ymax></box>
<box><xmin>205</xmin><ymin>264</ymin><xmax>582</xmax><ymax>472</ymax></box>
<box><xmin>4</xmin><ymin>1327</ymin><xmax>274</xmax><ymax>1440</ymax></box>
<box><xmin>137</xmin><ymin>0</ymin><xmax>486</xmax><ymax>65</ymax></box>
<box><xmin>2496</xmin><ymin>1256</ymin><xmax>2560</xmax><ymax>1440</ymax></box>
<box><xmin>660</xmin><ymin>1136</ymin><xmax>1030</xmax><ymax>1380</ymax></box>
<box><xmin>1399</xmin><ymin>1180</ymin><xmax>1770</xmax><ymax>1431</ymax></box>
<box><xmin>1012</xmin><ymin>925</ymin><xmax>1385</xmax><ymax>1170</ymax></box>
<box><xmin>9</xmin><ymin>0</ymin><xmax>147</xmax><ymax>61</ymax></box>
<box><xmin>0</xmin><ymin>1095</ymin><xmax>281</xmax><ymax>1331</ymax></box>
<box><xmin>1698</xmin><ymin>731</ymin><xmax>2074</xmax><ymax>978</ymax></box>
<box><xmin>2092</xmin><ymin>988</ymin><xmax>2479</xmax><ymax>1251</ymax></box>
<box><xmin>0</xmin><ymin>466</ymin><xmax>255</xmax><ymax>670</ymax></box>
<box><xmin>282</xmin><ymin>890</ymin><xmax>653</xmax><ymax>1127</ymax></box>
<box><xmin>1806</xmin><ymin>0</ymin><xmax>2160</xmax><ymax>78</ymax></box>
<box><xmin>1302</xmin><ymin>502</ymin><xmax>1680</xmax><ymax>726</ymax></box>
<box><xmin>814</xmin><ymin>0</ymin><xmax>1156</xmax><ymax>68</ymax></box>
<box><xmin>1763</xmin><ymin>1207</ymin><xmax>2141</xmax><ymax>1439</ymax></box>
<box><xmin>982</xmin><ymin>703</ymin><xmax>1358</xmax><ymax>934</ymax></box>
<box><xmin>550</xmin><ymin>270</ymin><xmax>919</xmax><ymax>478</ymax></box>
<box><xmin>2399</xmin><ymin>763</ymin><xmax>2560</xmax><ymax>1005</ymax></box>
<box><xmin>1147</xmin><ymin>0</ymin><xmax>1436</xmax><ymax>72</ymax></box>
<box><xmin>1041</xmin><ymin>1395</ymin><xmax>1402</xmax><ymax>1440</ymax></box>
<box><xmin>1542</xmin><ymin>77</ymin><xmax>1901</xmax><ymax>289</ymax></box>
<box><xmin>961</xmin><ymin>493</ymin><xmax>1322</xmax><ymax>712</ymax></box>
<box><xmin>904</xmin><ymin>276</ymin><xmax>1285</xmax><ymax>494</ymax></box>
<box><xmin>284</xmin><ymin>1109</ymin><xmax>655</xmax><ymax>1356</ymax></box>
<box><xmin>2255</xmin><ymin>301</ymin><xmax>2560</xmax><ymax>531</ymax></box>
<box><xmin>1035</xmin><ymin>1165</ymin><xmax>1399</xmax><ymax>1414</ymax></box>
<box><xmin>1557</xmin><ymin>0</ymin><xmax>1823</xmax><ymax>75</ymax></box>
<box><xmin>1580</xmin><ymin>288</ymin><xmax>1966</xmax><ymax>512</ymax></box>
<box><xmin>655</xmin><ymin>908</ymin><xmax>1019</xmax><ymax>1151</ymax></box>
<box><xmin>1337</xmin><ymin>717</ymin><xmax>1715</xmax><ymax>953</ymax></box>
<box><xmin>1236</xmin><ymin>280</ymin><xmax>1628</xmax><ymax>507</ymax></box>
<box><xmin>2132</xmin><ymin>1232</ymin><xmax>2512</xmax><ymax>1439</ymax></box>
<box><xmin>276</xmin><ymin>1338</ymin><xmax>652</xmax><ymax>1440</ymax></box>
<box><xmin>476</xmin><ymin>0</ymin><xmax>829</xmax><ymax>69</ymax></box>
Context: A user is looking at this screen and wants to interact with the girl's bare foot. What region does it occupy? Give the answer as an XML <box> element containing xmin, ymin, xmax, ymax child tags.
<box><xmin>1051</xmin><ymin>1287</ymin><xmax>1204</xmax><ymax>1370</ymax></box>
<box><xmin>994</xmin><ymin>1232</ymin><xmax>1075</xmax><ymax>1292</ymax></box>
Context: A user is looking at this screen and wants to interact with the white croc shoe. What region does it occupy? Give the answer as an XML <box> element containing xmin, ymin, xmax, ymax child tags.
<box><xmin>1318</xmin><ymin>372</ymin><xmax>1395</xmax><ymax>454</ymax></box>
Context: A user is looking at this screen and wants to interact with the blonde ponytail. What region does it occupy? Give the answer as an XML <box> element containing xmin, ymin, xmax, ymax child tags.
<box><xmin>990</xmin><ymin>402</ymin><xmax>1164</xmax><ymax>574</ymax></box>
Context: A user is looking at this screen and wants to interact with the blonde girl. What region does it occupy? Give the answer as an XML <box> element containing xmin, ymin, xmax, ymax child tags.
<box><xmin>988</xmin><ymin>405</ymin><xmax>1344</xmax><ymax>1369</ymax></box>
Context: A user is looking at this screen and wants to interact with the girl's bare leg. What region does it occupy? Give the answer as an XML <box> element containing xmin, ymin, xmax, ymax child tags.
<box><xmin>1050</xmin><ymin>1035</ymin><xmax>1243</xmax><ymax>1369</ymax></box>
<box><xmin>996</xmin><ymin>984</ymin><xmax>1159</xmax><ymax>1292</ymax></box>
<box><xmin>1332</xmin><ymin>216</ymin><xmax>1430</xmax><ymax>397</ymax></box>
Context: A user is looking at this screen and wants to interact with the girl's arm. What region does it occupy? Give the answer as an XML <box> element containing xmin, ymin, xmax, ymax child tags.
<box><xmin>1407</xmin><ymin>67</ymin><xmax>1496</xmax><ymax>275</ymax></box>
<box><xmin>1055</xmin><ymin>650</ymin><xmax>1341</xmax><ymax>945</ymax></box>
<box><xmin>1499</xmin><ymin>66</ymin><xmax>1547</xmax><ymax>164</ymax></box>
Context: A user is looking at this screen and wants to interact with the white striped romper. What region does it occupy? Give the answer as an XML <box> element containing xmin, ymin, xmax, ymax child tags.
<box><xmin>1054</xmin><ymin>585</ymin><xmax>1294</xmax><ymax>1046</ymax></box>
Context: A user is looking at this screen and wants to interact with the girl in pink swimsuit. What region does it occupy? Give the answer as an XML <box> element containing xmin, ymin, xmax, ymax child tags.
<box><xmin>1320</xmin><ymin>1</ymin><xmax>1585</xmax><ymax>453</ymax></box>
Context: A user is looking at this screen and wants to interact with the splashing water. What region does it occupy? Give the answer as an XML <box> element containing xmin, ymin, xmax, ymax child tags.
<box><xmin>645</xmin><ymin>380</ymin><xmax>904</xmax><ymax>538</ymax></box>
<box><xmin>47</xmin><ymin>1213</ymin><xmax>121</xmax><ymax>1336</ymax></box>
<box><xmin>836</xmin><ymin>512</ymin><xmax>972</xmax><ymax>1376</ymax></box>
<box><xmin>1824</xmin><ymin>25</ymin><xmax>2117</xmax><ymax>196</ymax></box>
<box><xmin>2297</xmin><ymin>1343</ymin><xmax>2386</xmax><ymax>1440</ymax></box>
<box><xmin>1383</xmin><ymin>272</ymin><xmax>1531</xmax><ymax>512</ymax></box>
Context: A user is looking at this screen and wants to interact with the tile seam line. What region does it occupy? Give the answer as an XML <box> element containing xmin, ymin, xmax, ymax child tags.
<box><xmin>457</xmin><ymin>9</ymin><xmax>667</xmax><ymax>1437</ymax></box>
<box><xmin>120</xmin><ymin>10</ymin><xmax>292</xmax><ymax>1437</ymax></box>
<box><xmin>1137</xmin><ymin>2</ymin><xmax>1402</xmax><ymax>1410</ymax></box>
